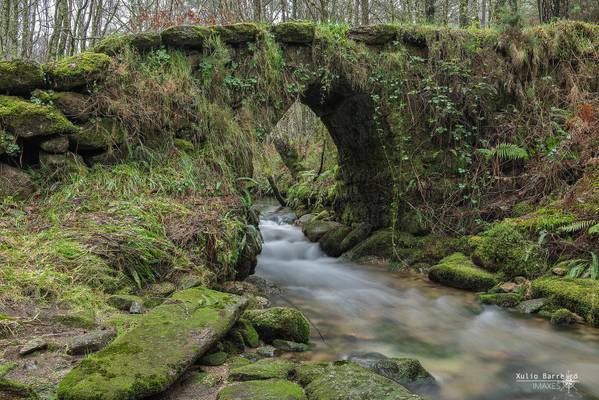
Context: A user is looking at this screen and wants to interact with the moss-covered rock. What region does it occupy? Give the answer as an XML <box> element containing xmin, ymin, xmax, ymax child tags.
<box><xmin>214</xmin><ymin>23</ymin><xmax>261</xmax><ymax>44</ymax></box>
<box><xmin>550</xmin><ymin>308</ymin><xmax>578</xmax><ymax>326</ymax></box>
<box><xmin>217</xmin><ymin>379</ymin><xmax>307</xmax><ymax>400</ymax></box>
<box><xmin>0</xmin><ymin>362</ymin><xmax>17</xmax><ymax>378</ymax></box>
<box><xmin>46</xmin><ymin>52</ymin><xmax>111</xmax><ymax>90</ymax></box>
<box><xmin>318</xmin><ymin>224</ymin><xmax>352</xmax><ymax>257</ymax></box>
<box><xmin>0</xmin><ymin>95</ymin><xmax>78</xmax><ymax>138</ymax></box>
<box><xmin>70</xmin><ymin>117</ymin><xmax>126</xmax><ymax>152</ymax></box>
<box><xmin>229</xmin><ymin>319</ymin><xmax>260</xmax><ymax>348</ymax></box>
<box><xmin>39</xmin><ymin>152</ymin><xmax>86</xmax><ymax>174</ymax></box>
<box><xmin>200</xmin><ymin>351</ymin><xmax>228</xmax><ymax>366</ymax></box>
<box><xmin>338</xmin><ymin>222</ymin><xmax>372</xmax><ymax>254</ymax></box>
<box><xmin>243</xmin><ymin>307</ymin><xmax>310</xmax><ymax>344</ymax></box>
<box><xmin>40</xmin><ymin>136</ymin><xmax>69</xmax><ymax>153</ymax></box>
<box><xmin>161</xmin><ymin>25</ymin><xmax>213</xmax><ymax>48</ymax></box>
<box><xmin>344</xmin><ymin>228</ymin><xmax>395</xmax><ymax>261</ymax></box>
<box><xmin>0</xmin><ymin>163</ymin><xmax>35</xmax><ymax>199</ymax></box>
<box><xmin>0</xmin><ymin>60</ymin><xmax>45</xmax><ymax>95</ymax></box>
<box><xmin>94</xmin><ymin>32</ymin><xmax>162</xmax><ymax>54</ymax></box>
<box><xmin>229</xmin><ymin>358</ymin><xmax>295</xmax><ymax>381</ymax></box>
<box><xmin>300</xmin><ymin>361</ymin><xmax>422</xmax><ymax>400</ymax></box>
<box><xmin>347</xmin><ymin>24</ymin><xmax>398</xmax><ymax>45</ymax></box>
<box><xmin>347</xmin><ymin>353</ymin><xmax>434</xmax><ymax>389</ymax></box>
<box><xmin>52</xmin><ymin>310</ymin><xmax>97</xmax><ymax>329</ymax></box>
<box><xmin>478</xmin><ymin>293</ymin><xmax>522</xmax><ymax>307</ymax></box>
<box><xmin>272</xmin><ymin>339</ymin><xmax>308</xmax><ymax>352</ymax></box>
<box><xmin>532</xmin><ymin>277</ymin><xmax>599</xmax><ymax>326</ymax></box>
<box><xmin>272</xmin><ymin>22</ymin><xmax>315</xmax><ymax>44</ymax></box>
<box><xmin>428</xmin><ymin>253</ymin><xmax>500</xmax><ymax>291</ymax></box>
<box><xmin>56</xmin><ymin>288</ymin><xmax>247</xmax><ymax>400</ymax></box>
<box><xmin>107</xmin><ymin>294</ymin><xmax>143</xmax><ymax>311</ymax></box>
<box><xmin>472</xmin><ymin>223</ymin><xmax>545</xmax><ymax>278</ymax></box>
<box><xmin>302</xmin><ymin>220</ymin><xmax>343</xmax><ymax>242</ymax></box>
<box><xmin>0</xmin><ymin>378</ymin><xmax>38</xmax><ymax>399</ymax></box>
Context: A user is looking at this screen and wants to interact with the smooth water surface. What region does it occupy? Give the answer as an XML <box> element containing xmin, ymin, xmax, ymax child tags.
<box><xmin>255</xmin><ymin>203</ymin><xmax>599</xmax><ymax>400</ymax></box>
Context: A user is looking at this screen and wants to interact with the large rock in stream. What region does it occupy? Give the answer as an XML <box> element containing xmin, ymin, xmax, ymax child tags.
<box><xmin>57</xmin><ymin>288</ymin><xmax>247</xmax><ymax>400</ymax></box>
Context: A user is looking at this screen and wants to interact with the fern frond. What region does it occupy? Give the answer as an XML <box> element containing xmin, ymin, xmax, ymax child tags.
<box><xmin>588</xmin><ymin>223</ymin><xmax>599</xmax><ymax>235</ymax></box>
<box><xmin>567</xmin><ymin>262</ymin><xmax>588</xmax><ymax>278</ymax></box>
<box><xmin>495</xmin><ymin>143</ymin><xmax>529</xmax><ymax>161</ymax></box>
<box><xmin>591</xmin><ymin>252</ymin><xmax>598</xmax><ymax>280</ymax></box>
<box><xmin>558</xmin><ymin>220</ymin><xmax>597</xmax><ymax>234</ymax></box>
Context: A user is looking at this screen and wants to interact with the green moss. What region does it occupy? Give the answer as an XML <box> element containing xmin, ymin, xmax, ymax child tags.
<box><xmin>348</xmin><ymin>24</ymin><xmax>398</xmax><ymax>45</ymax></box>
<box><xmin>107</xmin><ymin>294</ymin><xmax>143</xmax><ymax>311</ymax></box>
<box><xmin>161</xmin><ymin>26</ymin><xmax>213</xmax><ymax>48</ymax></box>
<box><xmin>243</xmin><ymin>307</ymin><xmax>310</xmax><ymax>344</ymax></box>
<box><xmin>319</xmin><ymin>225</ymin><xmax>352</xmax><ymax>257</ymax></box>
<box><xmin>228</xmin><ymin>355</ymin><xmax>253</xmax><ymax>369</ymax></box>
<box><xmin>0</xmin><ymin>378</ymin><xmax>38</xmax><ymax>399</ymax></box>
<box><xmin>70</xmin><ymin>117</ymin><xmax>126</xmax><ymax>152</ymax></box>
<box><xmin>513</xmin><ymin>207</ymin><xmax>577</xmax><ymax>231</ymax></box>
<box><xmin>301</xmin><ymin>361</ymin><xmax>419</xmax><ymax>400</ymax></box>
<box><xmin>95</xmin><ymin>32</ymin><xmax>162</xmax><ymax>54</ymax></box>
<box><xmin>272</xmin><ymin>339</ymin><xmax>308</xmax><ymax>352</ymax></box>
<box><xmin>56</xmin><ymin>288</ymin><xmax>247</xmax><ymax>400</ymax></box>
<box><xmin>532</xmin><ymin>277</ymin><xmax>599</xmax><ymax>327</ymax></box>
<box><xmin>0</xmin><ymin>59</ymin><xmax>44</xmax><ymax>95</ymax></box>
<box><xmin>344</xmin><ymin>228</ymin><xmax>395</xmax><ymax>261</ymax></box>
<box><xmin>230</xmin><ymin>319</ymin><xmax>259</xmax><ymax>348</ymax></box>
<box><xmin>214</xmin><ymin>23</ymin><xmax>262</xmax><ymax>44</ymax></box>
<box><xmin>229</xmin><ymin>358</ymin><xmax>295</xmax><ymax>381</ymax></box>
<box><xmin>473</xmin><ymin>222</ymin><xmax>545</xmax><ymax>278</ymax></box>
<box><xmin>201</xmin><ymin>351</ymin><xmax>228</xmax><ymax>366</ymax></box>
<box><xmin>0</xmin><ymin>95</ymin><xmax>78</xmax><ymax>138</ymax></box>
<box><xmin>294</xmin><ymin>362</ymin><xmax>330</xmax><ymax>386</ymax></box>
<box><xmin>174</xmin><ymin>138</ymin><xmax>195</xmax><ymax>153</ymax></box>
<box><xmin>478</xmin><ymin>293</ymin><xmax>522</xmax><ymax>307</ymax></box>
<box><xmin>272</xmin><ymin>22</ymin><xmax>315</xmax><ymax>44</ymax></box>
<box><xmin>46</xmin><ymin>52</ymin><xmax>112</xmax><ymax>90</ymax></box>
<box><xmin>217</xmin><ymin>379</ymin><xmax>307</xmax><ymax>400</ymax></box>
<box><xmin>0</xmin><ymin>361</ymin><xmax>18</xmax><ymax>377</ymax></box>
<box><xmin>550</xmin><ymin>308</ymin><xmax>578</xmax><ymax>326</ymax></box>
<box><xmin>428</xmin><ymin>253</ymin><xmax>499</xmax><ymax>291</ymax></box>
<box><xmin>53</xmin><ymin>310</ymin><xmax>97</xmax><ymax>329</ymax></box>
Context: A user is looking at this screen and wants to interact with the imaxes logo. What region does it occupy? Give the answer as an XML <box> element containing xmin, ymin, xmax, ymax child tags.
<box><xmin>515</xmin><ymin>371</ymin><xmax>579</xmax><ymax>394</ymax></box>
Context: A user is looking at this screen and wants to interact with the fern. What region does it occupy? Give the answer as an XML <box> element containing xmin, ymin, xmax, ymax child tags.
<box><xmin>588</xmin><ymin>223</ymin><xmax>599</xmax><ymax>235</ymax></box>
<box><xmin>591</xmin><ymin>252</ymin><xmax>598</xmax><ymax>280</ymax></box>
<box><xmin>567</xmin><ymin>262</ymin><xmax>587</xmax><ymax>278</ymax></box>
<box><xmin>558</xmin><ymin>220</ymin><xmax>597</xmax><ymax>234</ymax></box>
<box><xmin>495</xmin><ymin>143</ymin><xmax>529</xmax><ymax>161</ymax></box>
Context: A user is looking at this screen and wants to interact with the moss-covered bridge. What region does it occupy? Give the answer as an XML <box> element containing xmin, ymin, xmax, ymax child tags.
<box><xmin>1</xmin><ymin>21</ymin><xmax>597</xmax><ymax>228</ymax></box>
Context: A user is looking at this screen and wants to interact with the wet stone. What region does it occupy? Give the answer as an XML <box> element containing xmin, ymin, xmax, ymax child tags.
<box><xmin>19</xmin><ymin>338</ymin><xmax>48</xmax><ymax>356</ymax></box>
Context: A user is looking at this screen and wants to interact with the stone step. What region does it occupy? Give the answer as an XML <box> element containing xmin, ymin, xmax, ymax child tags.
<box><xmin>57</xmin><ymin>288</ymin><xmax>247</xmax><ymax>400</ymax></box>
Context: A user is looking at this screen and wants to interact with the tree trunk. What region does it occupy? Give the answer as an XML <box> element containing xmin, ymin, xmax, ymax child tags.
<box><xmin>459</xmin><ymin>0</ymin><xmax>469</xmax><ymax>26</ymax></box>
<box><xmin>360</xmin><ymin>0</ymin><xmax>369</xmax><ymax>24</ymax></box>
<box><xmin>425</xmin><ymin>0</ymin><xmax>435</xmax><ymax>22</ymax></box>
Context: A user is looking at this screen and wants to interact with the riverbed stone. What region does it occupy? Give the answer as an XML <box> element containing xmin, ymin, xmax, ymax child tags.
<box><xmin>56</xmin><ymin>288</ymin><xmax>247</xmax><ymax>400</ymax></box>
<box><xmin>256</xmin><ymin>345</ymin><xmax>277</xmax><ymax>358</ymax></box>
<box><xmin>243</xmin><ymin>307</ymin><xmax>310</xmax><ymax>344</ymax></box>
<box><xmin>302</xmin><ymin>220</ymin><xmax>344</xmax><ymax>242</ymax></box>
<box><xmin>516</xmin><ymin>298</ymin><xmax>546</xmax><ymax>314</ymax></box>
<box><xmin>272</xmin><ymin>339</ymin><xmax>309</xmax><ymax>352</ymax></box>
<box><xmin>550</xmin><ymin>308</ymin><xmax>579</xmax><ymax>326</ymax></box>
<box><xmin>478</xmin><ymin>293</ymin><xmax>522</xmax><ymax>308</ymax></box>
<box><xmin>67</xmin><ymin>328</ymin><xmax>117</xmax><ymax>355</ymax></box>
<box><xmin>319</xmin><ymin>225</ymin><xmax>352</xmax><ymax>257</ymax></box>
<box><xmin>339</xmin><ymin>222</ymin><xmax>373</xmax><ymax>254</ymax></box>
<box><xmin>428</xmin><ymin>253</ymin><xmax>499</xmax><ymax>291</ymax></box>
<box><xmin>217</xmin><ymin>379</ymin><xmax>307</xmax><ymax>400</ymax></box>
<box><xmin>346</xmin><ymin>352</ymin><xmax>435</xmax><ymax>389</ymax></box>
<box><xmin>295</xmin><ymin>213</ymin><xmax>313</xmax><ymax>226</ymax></box>
<box><xmin>229</xmin><ymin>358</ymin><xmax>295</xmax><ymax>381</ymax></box>
<box><xmin>344</xmin><ymin>228</ymin><xmax>395</xmax><ymax>261</ymax></box>
<box><xmin>299</xmin><ymin>361</ymin><xmax>423</xmax><ymax>400</ymax></box>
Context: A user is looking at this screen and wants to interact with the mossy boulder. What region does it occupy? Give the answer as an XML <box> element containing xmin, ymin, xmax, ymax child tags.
<box><xmin>300</xmin><ymin>361</ymin><xmax>422</xmax><ymax>400</ymax></box>
<box><xmin>46</xmin><ymin>52</ymin><xmax>111</xmax><ymax>90</ymax></box>
<box><xmin>347</xmin><ymin>353</ymin><xmax>434</xmax><ymax>389</ymax></box>
<box><xmin>0</xmin><ymin>60</ymin><xmax>45</xmax><ymax>95</ymax></box>
<box><xmin>272</xmin><ymin>339</ymin><xmax>309</xmax><ymax>352</ymax></box>
<box><xmin>272</xmin><ymin>22</ymin><xmax>315</xmax><ymax>44</ymax></box>
<box><xmin>229</xmin><ymin>358</ymin><xmax>295</xmax><ymax>381</ymax></box>
<box><xmin>550</xmin><ymin>308</ymin><xmax>579</xmax><ymax>326</ymax></box>
<box><xmin>428</xmin><ymin>253</ymin><xmax>500</xmax><ymax>291</ymax></box>
<box><xmin>32</xmin><ymin>90</ymin><xmax>91</xmax><ymax>123</ymax></box>
<box><xmin>214</xmin><ymin>23</ymin><xmax>261</xmax><ymax>44</ymax></box>
<box><xmin>243</xmin><ymin>307</ymin><xmax>310</xmax><ymax>344</ymax></box>
<box><xmin>217</xmin><ymin>379</ymin><xmax>307</xmax><ymax>400</ymax></box>
<box><xmin>40</xmin><ymin>136</ymin><xmax>69</xmax><ymax>153</ymax></box>
<box><xmin>472</xmin><ymin>223</ymin><xmax>545</xmax><ymax>278</ymax></box>
<box><xmin>56</xmin><ymin>288</ymin><xmax>247</xmax><ymax>400</ymax></box>
<box><xmin>0</xmin><ymin>95</ymin><xmax>78</xmax><ymax>138</ymax></box>
<box><xmin>200</xmin><ymin>351</ymin><xmax>228</xmax><ymax>366</ymax></box>
<box><xmin>0</xmin><ymin>378</ymin><xmax>38</xmax><ymax>399</ymax></box>
<box><xmin>338</xmin><ymin>222</ymin><xmax>373</xmax><ymax>254</ymax></box>
<box><xmin>161</xmin><ymin>25</ymin><xmax>212</xmax><ymax>48</ymax></box>
<box><xmin>347</xmin><ymin>24</ymin><xmax>398</xmax><ymax>45</ymax></box>
<box><xmin>52</xmin><ymin>310</ymin><xmax>97</xmax><ymax>329</ymax></box>
<box><xmin>229</xmin><ymin>319</ymin><xmax>259</xmax><ymax>348</ymax></box>
<box><xmin>302</xmin><ymin>220</ymin><xmax>344</xmax><ymax>242</ymax></box>
<box><xmin>95</xmin><ymin>32</ymin><xmax>162</xmax><ymax>54</ymax></box>
<box><xmin>107</xmin><ymin>294</ymin><xmax>143</xmax><ymax>311</ymax></box>
<box><xmin>39</xmin><ymin>152</ymin><xmax>86</xmax><ymax>174</ymax></box>
<box><xmin>0</xmin><ymin>163</ymin><xmax>35</xmax><ymax>199</ymax></box>
<box><xmin>70</xmin><ymin>117</ymin><xmax>126</xmax><ymax>152</ymax></box>
<box><xmin>532</xmin><ymin>277</ymin><xmax>599</xmax><ymax>326</ymax></box>
<box><xmin>478</xmin><ymin>293</ymin><xmax>522</xmax><ymax>307</ymax></box>
<box><xmin>318</xmin><ymin>224</ymin><xmax>352</xmax><ymax>257</ymax></box>
<box><xmin>344</xmin><ymin>228</ymin><xmax>395</xmax><ymax>261</ymax></box>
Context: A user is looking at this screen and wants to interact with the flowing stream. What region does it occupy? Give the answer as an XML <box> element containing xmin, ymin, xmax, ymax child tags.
<box><xmin>254</xmin><ymin>202</ymin><xmax>599</xmax><ymax>400</ymax></box>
